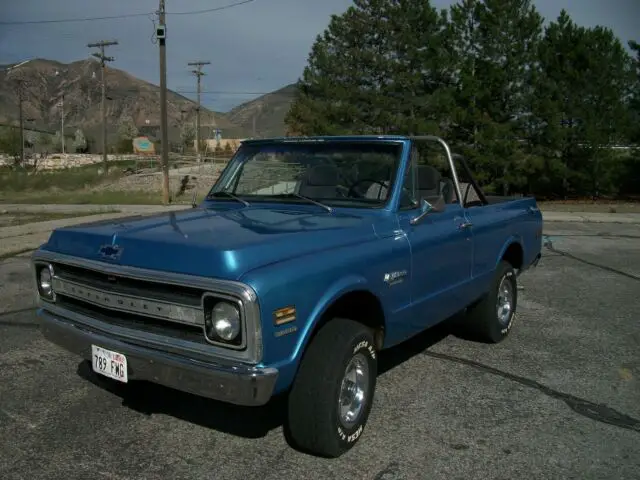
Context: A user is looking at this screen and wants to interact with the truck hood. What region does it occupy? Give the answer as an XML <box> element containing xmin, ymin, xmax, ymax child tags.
<box><xmin>43</xmin><ymin>206</ymin><xmax>379</xmax><ymax>280</ymax></box>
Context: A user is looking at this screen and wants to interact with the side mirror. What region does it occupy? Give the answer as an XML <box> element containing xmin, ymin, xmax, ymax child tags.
<box><xmin>409</xmin><ymin>195</ymin><xmax>445</xmax><ymax>225</ymax></box>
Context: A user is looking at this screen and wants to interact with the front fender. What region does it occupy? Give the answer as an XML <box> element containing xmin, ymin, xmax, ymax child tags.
<box><xmin>291</xmin><ymin>274</ymin><xmax>375</xmax><ymax>362</ymax></box>
<box><xmin>239</xmin><ymin>232</ymin><xmax>407</xmax><ymax>394</ymax></box>
<box><xmin>277</xmin><ymin>274</ymin><xmax>384</xmax><ymax>394</ymax></box>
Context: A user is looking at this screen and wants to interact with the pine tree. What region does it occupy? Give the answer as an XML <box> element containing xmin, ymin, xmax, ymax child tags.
<box><xmin>534</xmin><ymin>11</ymin><xmax>634</xmax><ymax>196</ymax></box>
<box><xmin>286</xmin><ymin>0</ymin><xmax>388</xmax><ymax>135</ymax></box>
<box><xmin>531</xmin><ymin>9</ymin><xmax>582</xmax><ymax>196</ymax></box>
<box><xmin>285</xmin><ymin>0</ymin><xmax>450</xmax><ymax>136</ymax></box>
<box><xmin>467</xmin><ymin>0</ymin><xmax>544</xmax><ymax>194</ymax></box>
<box><xmin>448</xmin><ymin>0</ymin><xmax>483</xmax><ymax>147</ymax></box>
<box><xmin>627</xmin><ymin>41</ymin><xmax>640</xmax><ymax>144</ymax></box>
<box><xmin>620</xmin><ymin>40</ymin><xmax>640</xmax><ymax>195</ymax></box>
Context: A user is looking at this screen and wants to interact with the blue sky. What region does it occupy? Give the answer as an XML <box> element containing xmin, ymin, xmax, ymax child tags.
<box><xmin>1</xmin><ymin>0</ymin><xmax>638</xmax><ymax>112</ymax></box>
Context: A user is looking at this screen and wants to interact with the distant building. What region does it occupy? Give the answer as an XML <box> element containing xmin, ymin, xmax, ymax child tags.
<box><xmin>196</xmin><ymin>138</ymin><xmax>244</xmax><ymax>154</ymax></box>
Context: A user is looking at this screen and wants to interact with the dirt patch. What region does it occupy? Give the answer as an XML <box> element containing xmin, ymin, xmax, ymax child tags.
<box><xmin>87</xmin><ymin>163</ymin><xmax>225</xmax><ymax>202</ymax></box>
<box><xmin>0</xmin><ymin>211</ymin><xmax>102</xmax><ymax>227</ymax></box>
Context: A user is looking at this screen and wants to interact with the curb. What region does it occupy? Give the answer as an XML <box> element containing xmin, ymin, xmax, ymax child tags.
<box><xmin>542</xmin><ymin>213</ymin><xmax>640</xmax><ymax>224</ymax></box>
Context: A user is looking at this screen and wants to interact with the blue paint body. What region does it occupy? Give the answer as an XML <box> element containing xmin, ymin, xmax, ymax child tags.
<box><xmin>38</xmin><ymin>136</ymin><xmax>543</xmax><ymax>396</ymax></box>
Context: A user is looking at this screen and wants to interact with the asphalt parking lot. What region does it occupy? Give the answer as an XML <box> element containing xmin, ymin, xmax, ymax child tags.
<box><xmin>1</xmin><ymin>221</ymin><xmax>639</xmax><ymax>480</ymax></box>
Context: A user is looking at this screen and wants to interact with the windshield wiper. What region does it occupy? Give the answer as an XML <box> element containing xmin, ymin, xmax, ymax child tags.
<box><xmin>206</xmin><ymin>191</ymin><xmax>250</xmax><ymax>207</ymax></box>
<box><xmin>271</xmin><ymin>193</ymin><xmax>333</xmax><ymax>213</ymax></box>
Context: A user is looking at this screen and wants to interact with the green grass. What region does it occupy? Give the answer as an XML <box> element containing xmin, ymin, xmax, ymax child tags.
<box><xmin>0</xmin><ymin>159</ymin><xmax>213</xmax><ymax>205</ymax></box>
<box><xmin>0</xmin><ymin>159</ymin><xmax>162</xmax><ymax>205</ymax></box>
<box><xmin>0</xmin><ymin>159</ymin><xmax>146</xmax><ymax>193</ymax></box>
<box><xmin>0</xmin><ymin>158</ymin><xmax>168</xmax><ymax>190</ymax></box>
<box><xmin>0</xmin><ymin>211</ymin><xmax>109</xmax><ymax>227</ymax></box>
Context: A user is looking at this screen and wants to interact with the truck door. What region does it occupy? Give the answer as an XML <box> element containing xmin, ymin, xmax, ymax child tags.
<box><xmin>397</xmin><ymin>148</ymin><xmax>474</xmax><ymax>330</ymax></box>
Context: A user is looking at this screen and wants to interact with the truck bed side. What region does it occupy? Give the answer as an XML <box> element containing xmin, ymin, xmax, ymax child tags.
<box><xmin>463</xmin><ymin>195</ymin><xmax>543</xmax><ymax>303</ymax></box>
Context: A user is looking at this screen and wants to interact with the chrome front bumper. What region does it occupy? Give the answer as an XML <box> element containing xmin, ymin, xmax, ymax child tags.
<box><xmin>37</xmin><ymin>309</ymin><xmax>278</xmax><ymax>407</ymax></box>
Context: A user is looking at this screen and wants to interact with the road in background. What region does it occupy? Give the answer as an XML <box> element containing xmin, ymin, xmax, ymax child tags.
<box><xmin>0</xmin><ymin>222</ymin><xmax>639</xmax><ymax>479</ymax></box>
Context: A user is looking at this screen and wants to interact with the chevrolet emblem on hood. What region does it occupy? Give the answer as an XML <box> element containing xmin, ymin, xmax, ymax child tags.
<box><xmin>98</xmin><ymin>244</ymin><xmax>123</xmax><ymax>260</ymax></box>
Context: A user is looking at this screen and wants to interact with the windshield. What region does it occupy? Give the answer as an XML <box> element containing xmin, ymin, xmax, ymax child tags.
<box><xmin>207</xmin><ymin>141</ymin><xmax>403</xmax><ymax>208</ymax></box>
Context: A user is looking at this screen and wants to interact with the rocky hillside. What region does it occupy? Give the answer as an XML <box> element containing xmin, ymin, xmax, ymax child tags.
<box><xmin>0</xmin><ymin>58</ymin><xmax>299</xmax><ymax>144</ymax></box>
<box><xmin>226</xmin><ymin>83</ymin><xmax>297</xmax><ymax>137</ymax></box>
<box><xmin>0</xmin><ymin>58</ymin><xmax>237</xmax><ymax>144</ymax></box>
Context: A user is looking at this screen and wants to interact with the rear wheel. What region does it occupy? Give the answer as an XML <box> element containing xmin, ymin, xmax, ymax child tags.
<box><xmin>461</xmin><ymin>260</ymin><xmax>518</xmax><ymax>343</ymax></box>
<box><xmin>287</xmin><ymin>317</ymin><xmax>377</xmax><ymax>458</ymax></box>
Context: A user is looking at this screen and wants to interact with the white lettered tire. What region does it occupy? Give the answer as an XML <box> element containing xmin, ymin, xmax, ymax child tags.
<box><xmin>287</xmin><ymin>317</ymin><xmax>377</xmax><ymax>458</ymax></box>
<box><xmin>462</xmin><ymin>260</ymin><xmax>518</xmax><ymax>343</ymax></box>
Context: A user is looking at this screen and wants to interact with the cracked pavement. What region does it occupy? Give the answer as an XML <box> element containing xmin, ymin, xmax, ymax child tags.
<box><xmin>0</xmin><ymin>221</ymin><xmax>639</xmax><ymax>480</ymax></box>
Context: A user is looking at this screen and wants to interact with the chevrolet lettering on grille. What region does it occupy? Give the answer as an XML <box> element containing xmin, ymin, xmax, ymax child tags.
<box><xmin>51</xmin><ymin>277</ymin><xmax>204</xmax><ymax>326</ymax></box>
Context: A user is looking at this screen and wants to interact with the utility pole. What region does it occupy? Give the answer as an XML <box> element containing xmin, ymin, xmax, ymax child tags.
<box><xmin>59</xmin><ymin>95</ymin><xmax>65</xmax><ymax>154</ymax></box>
<box><xmin>55</xmin><ymin>69</ymin><xmax>66</xmax><ymax>155</ymax></box>
<box><xmin>88</xmin><ymin>39</ymin><xmax>118</xmax><ymax>174</ymax></box>
<box><xmin>157</xmin><ymin>0</ymin><xmax>170</xmax><ymax>204</ymax></box>
<box><xmin>18</xmin><ymin>80</ymin><xmax>25</xmax><ymax>165</ymax></box>
<box><xmin>188</xmin><ymin>61</ymin><xmax>210</xmax><ymax>162</ymax></box>
<box><xmin>6</xmin><ymin>62</ymin><xmax>30</xmax><ymax>165</ymax></box>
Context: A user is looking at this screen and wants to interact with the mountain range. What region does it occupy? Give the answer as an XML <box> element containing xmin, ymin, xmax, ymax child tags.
<box><xmin>0</xmin><ymin>58</ymin><xmax>297</xmax><ymax>144</ymax></box>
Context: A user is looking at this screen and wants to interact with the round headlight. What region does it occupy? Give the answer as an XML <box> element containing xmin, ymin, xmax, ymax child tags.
<box><xmin>206</xmin><ymin>301</ymin><xmax>241</xmax><ymax>342</ymax></box>
<box><xmin>39</xmin><ymin>266</ymin><xmax>53</xmax><ymax>296</ymax></box>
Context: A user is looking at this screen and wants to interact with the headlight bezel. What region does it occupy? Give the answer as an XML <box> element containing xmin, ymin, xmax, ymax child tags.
<box><xmin>34</xmin><ymin>262</ymin><xmax>56</xmax><ymax>302</ymax></box>
<box><xmin>201</xmin><ymin>292</ymin><xmax>246</xmax><ymax>350</ymax></box>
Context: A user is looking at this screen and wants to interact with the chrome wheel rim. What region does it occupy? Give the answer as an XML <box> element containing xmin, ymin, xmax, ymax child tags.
<box><xmin>338</xmin><ymin>352</ymin><xmax>369</xmax><ymax>428</ymax></box>
<box><xmin>496</xmin><ymin>275</ymin><xmax>514</xmax><ymax>326</ymax></box>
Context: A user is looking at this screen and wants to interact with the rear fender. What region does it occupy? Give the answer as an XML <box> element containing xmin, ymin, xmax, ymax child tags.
<box><xmin>496</xmin><ymin>235</ymin><xmax>524</xmax><ymax>268</ymax></box>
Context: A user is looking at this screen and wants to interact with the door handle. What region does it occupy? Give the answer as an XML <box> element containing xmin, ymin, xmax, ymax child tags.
<box><xmin>528</xmin><ymin>206</ymin><xmax>540</xmax><ymax>214</ymax></box>
<box><xmin>458</xmin><ymin>221</ymin><xmax>473</xmax><ymax>229</ymax></box>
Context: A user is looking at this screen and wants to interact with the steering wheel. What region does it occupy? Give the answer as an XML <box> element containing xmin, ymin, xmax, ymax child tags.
<box><xmin>347</xmin><ymin>179</ymin><xmax>390</xmax><ymax>199</ymax></box>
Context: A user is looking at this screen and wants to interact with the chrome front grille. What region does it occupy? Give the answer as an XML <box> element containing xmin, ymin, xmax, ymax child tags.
<box><xmin>55</xmin><ymin>295</ymin><xmax>207</xmax><ymax>344</ymax></box>
<box><xmin>51</xmin><ymin>262</ymin><xmax>203</xmax><ymax>306</ymax></box>
<box><xmin>51</xmin><ymin>276</ymin><xmax>205</xmax><ymax>327</ymax></box>
<box><xmin>32</xmin><ymin>250</ymin><xmax>264</xmax><ymax>365</ymax></box>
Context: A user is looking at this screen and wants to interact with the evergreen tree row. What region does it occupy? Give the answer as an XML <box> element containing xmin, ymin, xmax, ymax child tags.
<box><xmin>285</xmin><ymin>0</ymin><xmax>640</xmax><ymax>198</ymax></box>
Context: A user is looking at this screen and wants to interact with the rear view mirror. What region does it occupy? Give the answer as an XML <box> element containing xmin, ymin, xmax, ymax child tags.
<box><xmin>429</xmin><ymin>195</ymin><xmax>446</xmax><ymax>213</ymax></box>
<box><xmin>409</xmin><ymin>195</ymin><xmax>445</xmax><ymax>225</ymax></box>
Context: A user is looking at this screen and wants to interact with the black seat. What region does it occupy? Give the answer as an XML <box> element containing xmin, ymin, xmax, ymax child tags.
<box><xmin>440</xmin><ymin>177</ymin><xmax>455</xmax><ymax>203</ymax></box>
<box><xmin>416</xmin><ymin>165</ymin><xmax>442</xmax><ymax>202</ymax></box>
<box><xmin>298</xmin><ymin>164</ymin><xmax>341</xmax><ymax>198</ymax></box>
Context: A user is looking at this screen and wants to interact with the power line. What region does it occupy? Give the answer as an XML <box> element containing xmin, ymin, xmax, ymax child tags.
<box><xmin>0</xmin><ymin>0</ymin><xmax>256</xmax><ymax>26</ymax></box>
<box><xmin>79</xmin><ymin>88</ymin><xmax>296</xmax><ymax>95</ymax></box>
<box><xmin>0</xmin><ymin>12</ymin><xmax>149</xmax><ymax>26</ymax></box>
<box><xmin>176</xmin><ymin>90</ymin><xmax>297</xmax><ymax>95</ymax></box>
<box><xmin>168</xmin><ymin>0</ymin><xmax>255</xmax><ymax>16</ymax></box>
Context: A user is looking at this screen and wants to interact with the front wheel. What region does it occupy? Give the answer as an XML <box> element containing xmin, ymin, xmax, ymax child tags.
<box><xmin>287</xmin><ymin>318</ymin><xmax>378</xmax><ymax>458</ymax></box>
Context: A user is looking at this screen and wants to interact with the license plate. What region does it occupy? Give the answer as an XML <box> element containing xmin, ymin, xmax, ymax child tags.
<box><xmin>92</xmin><ymin>345</ymin><xmax>128</xmax><ymax>383</ymax></box>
